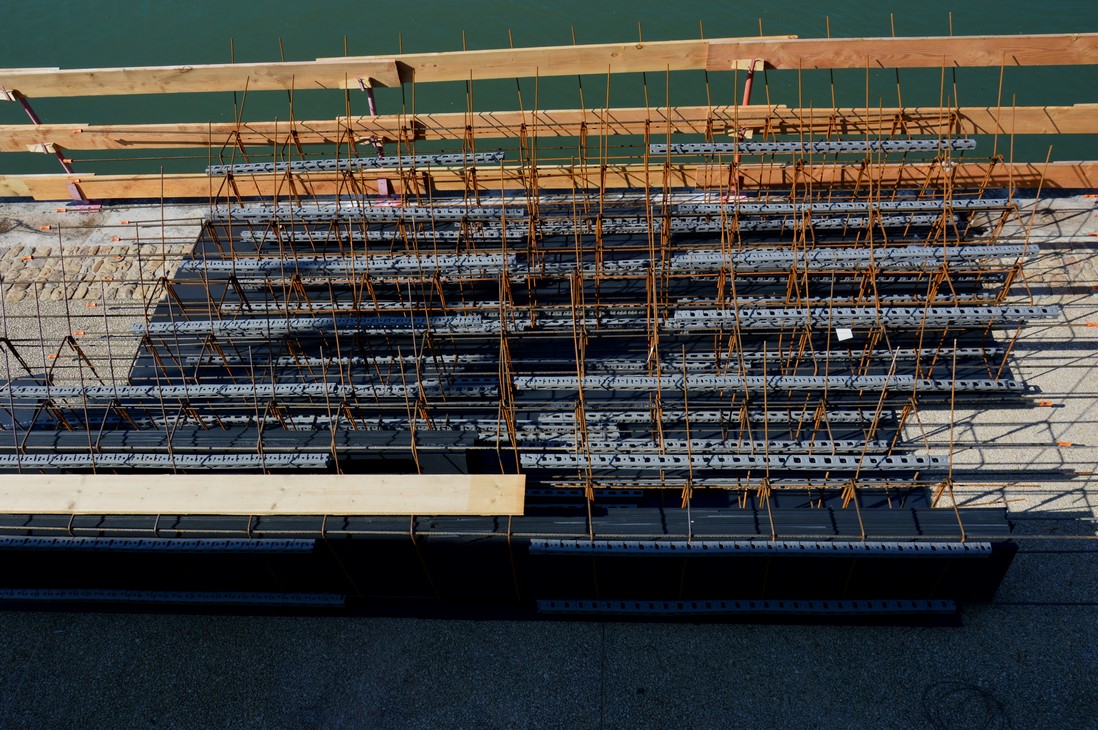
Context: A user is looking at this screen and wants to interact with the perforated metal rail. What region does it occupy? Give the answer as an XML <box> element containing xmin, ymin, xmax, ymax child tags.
<box><xmin>536</xmin><ymin>598</ymin><xmax>958</xmax><ymax>617</ymax></box>
<box><xmin>187</xmin><ymin>245</ymin><xmax>1029</xmax><ymax>278</ymax></box>
<box><xmin>206</xmin><ymin>151</ymin><xmax>505</xmax><ymax>176</ymax></box>
<box><xmin>0</xmin><ymin>537</ymin><xmax>317</xmax><ymax>553</ymax></box>
<box><xmin>519</xmin><ymin>452</ymin><xmax>944</xmax><ymax>470</ymax></box>
<box><xmin>131</xmin><ymin>305</ymin><xmax>1060</xmax><ymax>337</ymax></box>
<box><xmin>651</xmin><ymin>138</ymin><xmax>977</xmax><ymax>155</ymax></box>
<box><xmin>0</xmin><ymin>589</ymin><xmax>346</xmax><ymax>608</ymax></box>
<box><xmin>0</xmin><ymin>374</ymin><xmax>1022</xmax><ymax>402</ymax></box>
<box><xmin>678</xmin><ymin>197</ymin><xmax>1010</xmax><ymax>215</ymax></box>
<box><xmin>213</xmin><ymin>203</ymin><xmax>526</xmax><ymax>223</ymax></box>
<box><xmin>0</xmin><ymin>453</ymin><xmax>330</xmax><ymax>469</ymax></box>
<box><xmin>529</xmin><ymin>539</ymin><xmax>992</xmax><ymax>556</ymax></box>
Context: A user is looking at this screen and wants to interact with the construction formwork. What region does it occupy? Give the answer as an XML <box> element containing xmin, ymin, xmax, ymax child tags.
<box><xmin>0</xmin><ymin>31</ymin><xmax>1094</xmax><ymax>619</ymax></box>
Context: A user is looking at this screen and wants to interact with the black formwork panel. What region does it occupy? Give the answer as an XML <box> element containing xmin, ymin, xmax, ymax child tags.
<box><xmin>0</xmin><ymin>507</ymin><xmax>1016</xmax><ymax>619</ymax></box>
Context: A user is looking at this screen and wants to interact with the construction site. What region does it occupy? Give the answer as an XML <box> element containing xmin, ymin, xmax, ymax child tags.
<box><xmin>0</xmin><ymin>29</ymin><xmax>1095</xmax><ymax>626</ymax></box>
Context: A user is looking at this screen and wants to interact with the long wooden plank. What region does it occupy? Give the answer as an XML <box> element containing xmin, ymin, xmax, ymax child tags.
<box><xmin>0</xmin><ymin>474</ymin><xmax>526</xmax><ymax>516</ymax></box>
<box><xmin>8</xmin><ymin>161</ymin><xmax>1097</xmax><ymax>200</ymax></box>
<box><xmin>693</xmin><ymin>161</ymin><xmax>1098</xmax><ymax>190</ymax></box>
<box><xmin>0</xmin><ymin>37</ymin><xmax>788</xmax><ymax>99</ymax></box>
<box><xmin>5</xmin><ymin>33</ymin><xmax>1089</xmax><ymax>99</ymax></box>
<box><xmin>0</xmin><ymin>58</ymin><xmax>401</xmax><ymax>98</ymax></box>
<box><xmin>3</xmin><ymin>104</ymin><xmax>1094</xmax><ymax>153</ymax></box>
<box><xmin>0</xmin><ymin>175</ymin><xmax>34</xmax><ymax>197</ymax></box>
<box><xmin>706</xmin><ymin>33</ymin><xmax>1098</xmax><ymax>69</ymax></box>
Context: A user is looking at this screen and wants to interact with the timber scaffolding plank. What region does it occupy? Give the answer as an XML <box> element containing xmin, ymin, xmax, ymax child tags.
<box><xmin>0</xmin><ymin>36</ymin><xmax>785</xmax><ymax>98</ymax></box>
<box><xmin>3</xmin><ymin>161</ymin><xmax>1096</xmax><ymax>200</ymax></box>
<box><xmin>4</xmin><ymin>105</ymin><xmax>1097</xmax><ymax>152</ymax></box>
<box><xmin>0</xmin><ymin>33</ymin><xmax>1095</xmax><ymax>98</ymax></box>
<box><xmin>703</xmin><ymin>33</ymin><xmax>1098</xmax><ymax>69</ymax></box>
<box><xmin>0</xmin><ymin>59</ymin><xmax>402</xmax><ymax>96</ymax></box>
<box><xmin>0</xmin><ymin>474</ymin><xmax>526</xmax><ymax>516</ymax></box>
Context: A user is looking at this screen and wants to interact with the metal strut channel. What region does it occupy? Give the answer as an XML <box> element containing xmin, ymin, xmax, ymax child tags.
<box><xmin>545</xmin><ymin>477</ymin><xmax>920</xmax><ymax>489</ymax></box>
<box><xmin>659</xmin><ymin>305</ymin><xmax>1061</xmax><ymax>330</ymax></box>
<box><xmin>180</xmin><ymin>253</ymin><xmax>516</xmax><ymax>276</ymax></box>
<box><xmin>678</xmin><ymin>197</ymin><xmax>1010</xmax><ymax>215</ymax></box>
<box><xmin>206</xmin><ymin>151</ymin><xmax>505</xmax><ymax>176</ymax></box>
<box><xmin>0</xmin><ymin>374</ymin><xmax>1011</xmax><ymax>402</ymax></box>
<box><xmin>131</xmin><ymin>408</ymin><xmax>892</xmax><ymax>431</ymax></box>
<box><xmin>527</xmin><ymin>438</ymin><xmax>890</xmax><ymax>453</ymax></box>
<box><xmin>536</xmin><ymin>598</ymin><xmax>958</xmax><ymax>616</ymax></box>
<box><xmin>532</xmin><ymin>409</ymin><xmax>892</xmax><ymax>424</ymax></box>
<box><xmin>581</xmin><ymin>348</ymin><xmax>1003</xmax><ymax>369</ymax></box>
<box><xmin>535</xmin><ymin>213</ymin><xmax>951</xmax><ymax>235</ymax></box>
<box><xmin>531</xmin><ymin>312</ymin><xmax>1051</xmax><ymax>333</ymax></box>
<box><xmin>669</xmin><ymin>213</ymin><xmax>947</xmax><ymax>232</ymax></box>
<box><xmin>213</xmin><ymin>203</ymin><xmax>526</xmax><ymax>223</ymax></box>
<box><xmin>519</xmin><ymin>452</ymin><xmax>945</xmax><ymax>470</ymax></box>
<box><xmin>238</xmin><ymin>227</ymin><xmax>525</xmax><ymax>243</ymax></box>
<box><xmin>134</xmin><ymin>314</ymin><xmax>512</xmax><ymax>337</ymax></box>
<box><xmin>529</xmin><ymin>539</ymin><xmax>992</xmax><ymax>556</ymax></box>
<box><xmin>0</xmin><ymin>453</ymin><xmax>331</xmax><ymax>469</ymax></box>
<box><xmin>0</xmin><ymin>537</ymin><xmax>318</xmax><ymax>553</ymax></box>
<box><xmin>608</xmin><ymin>245</ymin><xmax>1030</xmax><ymax>274</ymax></box>
<box><xmin>182</xmin><ymin>351</ymin><xmax>491</xmax><ymax>366</ymax></box>
<box><xmin>0</xmin><ymin>589</ymin><xmax>347</xmax><ymax>608</ymax></box>
<box><xmin>651</xmin><ymin>138</ymin><xmax>977</xmax><ymax>155</ymax></box>
<box><xmin>511</xmin><ymin>374</ymin><xmax>1026</xmax><ymax>393</ymax></box>
<box><xmin>146</xmin><ymin>306</ymin><xmax>1054</xmax><ymax>338</ymax></box>
<box><xmin>0</xmin><ymin>380</ymin><xmax>501</xmax><ymax>401</ymax></box>
<box><xmin>187</xmin><ymin>246</ymin><xmax>1026</xmax><ymax>278</ymax></box>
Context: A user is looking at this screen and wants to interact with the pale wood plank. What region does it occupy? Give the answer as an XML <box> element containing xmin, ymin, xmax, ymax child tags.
<box><xmin>0</xmin><ymin>474</ymin><xmax>526</xmax><ymax>516</ymax></box>
<box><xmin>2</xmin><ymin>33</ymin><xmax>1091</xmax><ymax>100</ymax></box>
<box><xmin>694</xmin><ymin>161</ymin><xmax>1098</xmax><ymax>189</ymax></box>
<box><xmin>0</xmin><ymin>174</ymin><xmax>41</xmax><ymax>197</ymax></box>
<box><xmin>706</xmin><ymin>33</ymin><xmax>1098</xmax><ymax>69</ymax></box>
<box><xmin>10</xmin><ymin>161</ymin><xmax>1097</xmax><ymax>200</ymax></box>
<box><xmin>0</xmin><ymin>36</ymin><xmax>787</xmax><ymax>99</ymax></box>
<box><xmin>0</xmin><ymin>59</ymin><xmax>401</xmax><ymax>98</ymax></box>
<box><xmin>3</xmin><ymin>105</ymin><xmax>1094</xmax><ymax>153</ymax></box>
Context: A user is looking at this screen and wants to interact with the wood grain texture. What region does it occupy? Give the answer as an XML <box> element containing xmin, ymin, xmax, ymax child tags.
<box><xmin>0</xmin><ymin>474</ymin><xmax>526</xmax><ymax>516</ymax></box>
<box><xmin>327</xmin><ymin>36</ymin><xmax>791</xmax><ymax>83</ymax></box>
<box><xmin>3</xmin><ymin>105</ymin><xmax>1094</xmax><ymax>153</ymax></box>
<box><xmin>0</xmin><ymin>37</ymin><xmax>788</xmax><ymax>99</ymax></box>
<box><xmin>0</xmin><ymin>59</ymin><xmax>401</xmax><ymax>98</ymax></box>
<box><xmin>706</xmin><ymin>33</ymin><xmax>1098</xmax><ymax>69</ymax></box>
<box><xmin>7</xmin><ymin>161</ymin><xmax>1096</xmax><ymax>200</ymax></box>
<box><xmin>1</xmin><ymin>33</ymin><xmax>1090</xmax><ymax>99</ymax></box>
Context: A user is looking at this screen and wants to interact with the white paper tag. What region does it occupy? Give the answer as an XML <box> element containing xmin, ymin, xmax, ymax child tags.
<box><xmin>836</xmin><ymin>328</ymin><xmax>854</xmax><ymax>341</ymax></box>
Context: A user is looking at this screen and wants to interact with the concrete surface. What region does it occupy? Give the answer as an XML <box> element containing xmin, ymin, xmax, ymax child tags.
<box><xmin>0</xmin><ymin>202</ymin><xmax>200</xmax><ymax>384</ymax></box>
<box><xmin>0</xmin><ymin>195</ymin><xmax>1095</xmax><ymax>729</ymax></box>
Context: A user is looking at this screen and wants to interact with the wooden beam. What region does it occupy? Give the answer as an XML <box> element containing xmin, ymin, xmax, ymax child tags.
<box><xmin>694</xmin><ymin>161</ymin><xmax>1098</xmax><ymax>190</ymax></box>
<box><xmin>380</xmin><ymin>38</ymin><xmax>725</xmax><ymax>82</ymax></box>
<box><xmin>0</xmin><ymin>58</ymin><xmax>401</xmax><ymax>98</ymax></box>
<box><xmin>706</xmin><ymin>33</ymin><xmax>1098</xmax><ymax>69</ymax></box>
<box><xmin>3</xmin><ymin>105</ymin><xmax>1094</xmax><ymax>153</ymax></box>
<box><xmin>0</xmin><ymin>175</ymin><xmax>35</xmax><ymax>197</ymax></box>
<box><xmin>1</xmin><ymin>171</ymin><xmax>421</xmax><ymax>200</ymax></box>
<box><xmin>0</xmin><ymin>37</ymin><xmax>789</xmax><ymax>99</ymax></box>
<box><xmin>730</xmin><ymin>104</ymin><xmax>1098</xmax><ymax>136</ymax></box>
<box><xmin>0</xmin><ymin>473</ymin><xmax>526</xmax><ymax>516</ymax></box>
<box><xmin>7</xmin><ymin>161</ymin><xmax>1097</xmax><ymax>201</ymax></box>
<box><xmin>4</xmin><ymin>33</ymin><xmax>1089</xmax><ymax>99</ymax></box>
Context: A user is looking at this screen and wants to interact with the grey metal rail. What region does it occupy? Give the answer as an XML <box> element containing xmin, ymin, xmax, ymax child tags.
<box><xmin>650</xmin><ymin>138</ymin><xmax>977</xmax><ymax>155</ymax></box>
<box><xmin>206</xmin><ymin>151</ymin><xmax>505</xmax><ymax>176</ymax></box>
